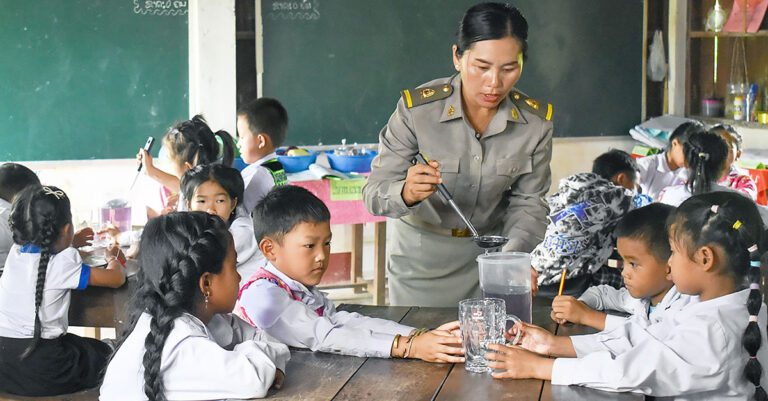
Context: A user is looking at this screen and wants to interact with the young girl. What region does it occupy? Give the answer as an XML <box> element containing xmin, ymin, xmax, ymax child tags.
<box><xmin>636</xmin><ymin>120</ymin><xmax>701</xmax><ymax>200</ymax></box>
<box><xmin>0</xmin><ymin>186</ymin><xmax>126</xmax><ymax>396</ymax></box>
<box><xmin>181</xmin><ymin>164</ymin><xmax>266</xmax><ymax>288</ymax></box>
<box><xmin>659</xmin><ymin>129</ymin><xmax>731</xmax><ymax>206</ymax></box>
<box><xmin>100</xmin><ymin>212</ymin><xmax>289</xmax><ymax>400</ymax></box>
<box><xmin>487</xmin><ymin>191</ymin><xmax>768</xmax><ymax>400</ymax></box>
<box><xmin>138</xmin><ymin>115</ymin><xmax>236</xmax><ymax>217</ymax></box>
<box><xmin>712</xmin><ymin>124</ymin><xmax>758</xmax><ymax>200</ymax></box>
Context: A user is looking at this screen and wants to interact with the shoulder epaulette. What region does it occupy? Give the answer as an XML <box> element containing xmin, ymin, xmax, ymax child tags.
<box><xmin>401</xmin><ymin>83</ymin><xmax>453</xmax><ymax>108</ymax></box>
<box><xmin>510</xmin><ymin>90</ymin><xmax>552</xmax><ymax>121</ymax></box>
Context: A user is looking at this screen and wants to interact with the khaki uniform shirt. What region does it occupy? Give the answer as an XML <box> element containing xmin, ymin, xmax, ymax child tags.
<box><xmin>363</xmin><ymin>74</ymin><xmax>553</xmax><ymax>252</ymax></box>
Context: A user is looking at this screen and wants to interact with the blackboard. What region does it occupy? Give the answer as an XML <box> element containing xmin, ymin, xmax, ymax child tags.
<box><xmin>0</xmin><ymin>0</ymin><xmax>188</xmax><ymax>161</ymax></box>
<box><xmin>261</xmin><ymin>0</ymin><xmax>643</xmax><ymax>144</ymax></box>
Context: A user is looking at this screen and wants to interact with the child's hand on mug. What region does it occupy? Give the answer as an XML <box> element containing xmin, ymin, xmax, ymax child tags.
<box><xmin>506</xmin><ymin>321</ymin><xmax>554</xmax><ymax>356</ymax></box>
<box><xmin>409</xmin><ymin>330</ymin><xmax>465</xmax><ymax>363</ymax></box>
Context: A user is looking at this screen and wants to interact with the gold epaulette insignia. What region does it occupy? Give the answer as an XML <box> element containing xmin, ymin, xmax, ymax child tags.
<box><xmin>401</xmin><ymin>84</ymin><xmax>453</xmax><ymax>108</ymax></box>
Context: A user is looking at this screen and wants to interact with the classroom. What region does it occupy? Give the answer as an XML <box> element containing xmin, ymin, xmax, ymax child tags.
<box><xmin>2</xmin><ymin>0</ymin><xmax>768</xmax><ymax>399</ymax></box>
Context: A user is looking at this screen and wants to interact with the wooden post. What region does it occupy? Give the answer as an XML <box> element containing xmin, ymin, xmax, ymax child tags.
<box><xmin>350</xmin><ymin>224</ymin><xmax>364</xmax><ymax>293</ymax></box>
<box><xmin>372</xmin><ymin>221</ymin><xmax>387</xmax><ymax>305</ymax></box>
<box><xmin>742</xmin><ymin>0</ymin><xmax>748</xmax><ymax>33</ymax></box>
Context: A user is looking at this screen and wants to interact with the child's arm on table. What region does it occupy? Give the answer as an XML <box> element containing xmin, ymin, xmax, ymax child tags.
<box><xmin>551</xmin><ymin>295</ymin><xmax>607</xmax><ymax>330</ymax></box>
<box><xmin>88</xmin><ymin>244</ymin><xmax>126</xmax><ymax>288</ymax></box>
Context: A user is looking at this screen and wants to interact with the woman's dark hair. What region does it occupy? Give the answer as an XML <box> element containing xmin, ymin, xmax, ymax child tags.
<box><xmin>668</xmin><ymin>191</ymin><xmax>767</xmax><ymax>401</ymax></box>
<box><xmin>684</xmin><ymin>131</ymin><xmax>729</xmax><ymax>196</ymax></box>
<box><xmin>667</xmin><ymin>120</ymin><xmax>704</xmax><ymax>150</ymax></box>
<box><xmin>615</xmin><ymin>203</ymin><xmax>675</xmax><ymax>263</ymax></box>
<box><xmin>161</xmin><ymin>114</ymin><xmax>236</xmax><ymax>168</ymax></box>
<box><xmin>456</xmin><ymin>2</ymin><xmax>528</xmax><ymax>59</ymax></box>
<box><xmin>180</xmin><ymin>164</ymin><xmax>245</xmax><ymax>223</ymax></box>
<box><xmin>115</xmin><ymin>212</ymin><xmax>230</xmax><ymax>401</ymax></box>
<box><xmin>253</xmin><ymin>185</ymin><xmax>330</xmax><ymax>244</ymax></box>
<box><xmin>9</xmin><ymin>185</ymin><xmax>71</xmax><ymax>358</ymax></box>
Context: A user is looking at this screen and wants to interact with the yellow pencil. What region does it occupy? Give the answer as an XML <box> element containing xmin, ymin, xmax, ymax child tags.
<box><xmin>557</xmin><ymin>268</ymin><xmax>567</xmax><ymax>296</ymax></box>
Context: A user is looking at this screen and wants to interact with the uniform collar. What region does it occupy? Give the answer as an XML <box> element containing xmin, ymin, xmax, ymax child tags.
<box><xmin>264</xmin><ymin>261</ymin><xmax>314</xmax><ymax>295</ymax></box>
<box><xmin>20</xmin><ymin>244</ymin><xmax>41</xmax><ymax>253</ymax></box>
<box><xmin>438</xmin><ymin>75</ymin><xmax>527</xmax><ymax>127</ymax></box>
<box><xmin>254</xmin><ymin>152</ymin><xmax>278</xmax><ymax>166</ymax></box>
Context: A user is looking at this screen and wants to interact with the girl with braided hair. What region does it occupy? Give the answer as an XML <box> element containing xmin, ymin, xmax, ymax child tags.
<box><xmin>0</xmin><ymin>186</ymin><xmax>126</xmax><ymax>396</ymax></box>
<box><xmin>483</xmin><ymin>192</ymin><xmax>768</xmax><ymax>400</ymax></box>
<box><xmin>100</xmin><ymin>212</ymin><xmax>289</xmax><ymax>401</ymax></box>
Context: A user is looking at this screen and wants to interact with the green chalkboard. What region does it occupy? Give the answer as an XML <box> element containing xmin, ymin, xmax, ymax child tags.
<box><xmin>0</xmin><ymin>0</ymin><xmax>188</xmax><ymax>161</ymax></box>
<box><xmin>262</xmin><ymin>0</ymin><xmax>642</xmax><ymax>144</ymax></box>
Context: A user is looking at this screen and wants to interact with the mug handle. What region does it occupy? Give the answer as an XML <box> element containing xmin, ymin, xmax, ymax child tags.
<box><xmin>505</xmin><ymin>315</ymin><xmax>521</xmax><ymax>345</ymax></box>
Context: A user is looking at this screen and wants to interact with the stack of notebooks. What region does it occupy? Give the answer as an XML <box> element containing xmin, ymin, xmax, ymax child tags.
<box><xmin>629</xmin><ymin>115</ymin><xmax>695</xmax><ymax>149</ymax></box>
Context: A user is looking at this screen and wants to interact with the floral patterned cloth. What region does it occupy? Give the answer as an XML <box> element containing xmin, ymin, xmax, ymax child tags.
<box><xmin>719</xmin><ymin>165</ymin><xmax>758</xmax><ymax>201</ymax></box>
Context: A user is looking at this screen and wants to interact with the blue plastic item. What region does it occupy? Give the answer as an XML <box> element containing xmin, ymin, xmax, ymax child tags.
<box><xmin>324</xmin><ymin>150</ymin><xmax>378</xmax><ymax>173</ymax></box>
<box><xmin>276</xmin><ymin>149</ymin><xmax>319</xmax><ymax>173</ymax></box>
<box><xmin>233</xmin><ymin>158</ymin><xmax>249</xmax><ymax>171</ymax></box>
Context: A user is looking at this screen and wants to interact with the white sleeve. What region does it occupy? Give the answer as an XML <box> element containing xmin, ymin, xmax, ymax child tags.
<box><xmin>47</xmin><ymin>247</ymin><xmax>87</xmax><ymax>290</ymax></box>
<box><xmin>242</xmin><ymin>167</ymin><xmax>276</xmax><ymax>214</ymax></box>
<box><xmin>553</xmin><ymin>319</ymin><xmax>729</xmax><ymax>396</ymax></box>
<box><xmin>329</xmin><ymin>310</ymin><xmax>414</xmax><ymax>336</ymax></box>
<box><xmin>229</xmin><ymin>217</ymin><xmax>259</xmax><ymax>266</ymax></box>
<box><xmin>578</xmin><ymin>286</ymin><xmax>634</xmax><ymax>312</ymax></box>
<box><xmin>239</xmin><ymin>283</ymin><xmax>406</xmax><ymax>358</ymax></box>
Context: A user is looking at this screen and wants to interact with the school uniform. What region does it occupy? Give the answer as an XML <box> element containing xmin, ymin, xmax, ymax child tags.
<box><xmin>720</xmin><ymin>165</ymin><xmax>758</xmax><ymax>201</ymax></box>
<box><xmin>241</xmin><ymin>152</ymin><xmax>287</xmax><ymax>214</ymax></box>
<box><xmin>659</xmin><ymin>182</ymin><xmax>743</xmax><ymax>207</ymax></box>
<box><xmin>554</xmin><ymin>289</ymin><xmax>768</xmax><ymax>400</ymax></box>
<box><xmin>0</xmin><ymin>244</ymin><xmax>109</xmax><ymax>396</ymax></box>
<box><xmin>0</xmin><ymin>198</ymin><xmax>12</xmax><ymax>272</ymax></box>
<box><xmin>100</xmin><ymin>312</ymin><xmax>290</xmax><ymax>401</ymax></box>
<box><xmin>229</xmin><ymin>207</ymin><xmax>267</xmax><ymax>289</ymax></box>
<box><xmin>636</xmin><ymin>153</ymin><xmax>687</xmax><ymax>201</ymax></box>
<box><xmin>236</xmin><ymin>262</ymin><xmax>414</xmax><ymax>358</ymax></box>
<box><xmin>578</xmin><ymin>285</ymin><xmax>697</xmax><ymax>330</ymax></box>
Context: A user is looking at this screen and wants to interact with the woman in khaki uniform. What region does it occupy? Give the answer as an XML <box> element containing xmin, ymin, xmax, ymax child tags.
<box><xmin>363</xmin><ymin>2</ymin><xmax>552</xmax><ymax>307</ymax></box>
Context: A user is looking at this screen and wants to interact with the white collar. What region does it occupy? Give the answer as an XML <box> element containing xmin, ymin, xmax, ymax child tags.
<box><xmin>680</xmin><ymin>288</ymin><xmax>750</xmax><ymax>315</ymax></box>
<box><xmin>254</xmin><ymin>152</ymin><xmax>278</xmax><ymax>166</ymax></box>
<box><xmin>263</xmin><ymin>261</ymin><xmax>314</xmax><ymax>295</ymax></box>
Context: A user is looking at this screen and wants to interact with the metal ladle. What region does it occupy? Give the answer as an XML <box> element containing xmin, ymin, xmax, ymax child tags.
<box><xmin>414</xmin><ymin>154</ymin><xmax>509</xmax><ymax>251</ymax></box>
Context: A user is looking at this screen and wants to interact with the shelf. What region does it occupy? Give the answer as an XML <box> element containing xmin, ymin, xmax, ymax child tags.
<box><xmin>689</xmin><ymin>30</ymin><xmax>768</xmax><ymax>38</ymax></box>
<box><xmin>690</xmin><ymin>115</ymin><xmax>768</xmax><ymax>129</ymax></box>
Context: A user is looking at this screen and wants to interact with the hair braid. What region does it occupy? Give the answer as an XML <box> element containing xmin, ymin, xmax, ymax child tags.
<box><xmin>744</xmin><ymin>247</ymin><xmax>767</xmax><ymax>401</ymax></box>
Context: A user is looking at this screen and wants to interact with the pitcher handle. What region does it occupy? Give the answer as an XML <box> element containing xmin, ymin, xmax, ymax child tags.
<box><xmin>505</xmin><ymin>314</ymin><xmax>521</xmax><ymax>345</ymax></box>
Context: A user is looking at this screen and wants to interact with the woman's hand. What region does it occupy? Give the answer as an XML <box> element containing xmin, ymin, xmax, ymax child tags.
<box><xmin>486</xmin><ymin>343</ymin><xmax>554</xmax><ymax>380</ymax></box>
<box><xmin>72</xmin><ymin>227</ymin><xmax>94</xmax><ymax>248</ymax></box>
<box><xmin>402</xmin><ymin>160</ymin><xmax>441</xmax><ymax>206</ymax></box>
<box><xmin>272</xmin><ymin>369</ymin><xmax>285</xmax><ymax>389</ymax></box>
<box><xmin>507</xmin><ymin>321</ymin><xmax>555</xmax><ymax>356</ymax></box>
<box><xmin>409</xmin><ymin>330</ymin><xmax>465</xmax><ymax>363</ymax></box>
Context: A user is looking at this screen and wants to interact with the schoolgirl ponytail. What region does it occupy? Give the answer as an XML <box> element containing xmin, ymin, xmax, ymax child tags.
<box><xmin>683</xmin><ymin>131</ymin><xmax>729</xmax><ymax>196</ymax></box>
<box><xmin>744</xmin><ymin>243</ymin><xmax>767</xmax><ymax>400</ymax></box>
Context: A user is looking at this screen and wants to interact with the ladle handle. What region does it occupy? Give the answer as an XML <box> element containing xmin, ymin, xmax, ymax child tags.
<box><xmin>414</xmin><ymin>153</ymin><xmax>452</xmax><ymax>201</ymax></box>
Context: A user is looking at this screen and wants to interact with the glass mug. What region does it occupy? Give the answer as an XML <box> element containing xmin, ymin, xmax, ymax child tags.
<box><xmin>459</xmin><ymin>298</ymin><xmax>521</xmax><ymax>373</ymax></box>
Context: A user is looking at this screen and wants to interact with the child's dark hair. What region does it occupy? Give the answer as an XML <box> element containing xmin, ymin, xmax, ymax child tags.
<box><xmin>180</xmin><ymin>164</ymin><xmax>244</xmax><ymax>223</ymax></box>
<box><xmin>252</xmin><ymin>185</ymin><xmax>330</xmax><ymax>243</ymax></box>
<box><xmin>591</xmin><ymin>149</ymin><xmax>638</xmax><ymax>182</ymax></box>
<box><xmin>615</xmin><ymin>203</ymin><xmax>675</xmax><ymax>263</ymax></box>
<box><xmin>237</xmin><ymin>98</ymin><xmax>288</xmax><ymax>148</ymax></box>
<box><xmin>684</xmin><ymin>131</ymin><xmax>729</xmax><ymax>196</ymax></box>
<box><xmin>0</xmin><ymin>163</ymin><xmax>40</xmax><ymax>203</ymax></box>
<box><xmin>9</xmin><ymin>186</ymin><xmax>71</xmax><ymax>358</ymax></box>
<box><xmin>668</xmin><ymin>191</ymin><xmax>767</xmax><ymax>401</ymax></box>
<box><xmin>667</xmin><ymin>120</ymin><xmax>704</xmax><ymax>149</ymax></box>
<box><xmin>456</xmin><ymin>2</ymin><xmax>528</xmax><ymax>60</ymax></box>
<box><xmin>161</xmin><ymin>114</ymin><xmax>236</xmax><ymax>168</ymax></box>
<box><xmin>712</xmin><ymin>123</ymin><xmax>742</xmax><ymax>154</ymax></box>
<box><xmin>116</xmin><ymin>212</ymin><xmax>230</xmax><ymax>401</ymax></box>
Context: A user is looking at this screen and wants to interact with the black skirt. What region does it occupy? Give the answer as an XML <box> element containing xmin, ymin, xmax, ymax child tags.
<box><xmin>0</xmin><ymin>333</ymin><xmax>111</xmax><ymax>396</ymax></box>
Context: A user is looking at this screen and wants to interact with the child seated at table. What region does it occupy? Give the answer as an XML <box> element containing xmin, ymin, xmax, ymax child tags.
<box><xmin>550</xmin><ymin>203</ymin><xmax>697</xmax><ymax>331</ymax></box>
<box><xmin>236</xmin><ymin>185</ymin><xmax>464</xmax><ymax>362</ymax></box>
<box><xmin>181</xmin><ymin>163</ymin><xmax>266</xmax><ymax>288</ymax></box>
<box><xmin>711</xmin><ymin>124</ymin><xmax>758</xmax><ymax>200</ymax></box>
<box><xmin>236</xmin><ymin>98</ymin><xmax>288</xmax><ymax>214</ymax></box>
<box><xmin>636</xmin><ymin>120</ymin><xmax>701</xmax><ymax>200</ymax></box>
<box><xmin>532</xmin><ymin>149</ymin><xmax>650</xmax><ymax>296</ymax></box>
<box><xmin>488</xmin><ymin>192</ymin><xmax>768</xmax><ymax>400</ymax></box>
<box><xmin>101</xmin><ymin>212</ymin><xmax>289</xmax><ymax>401</ymax></box>
<box><xmin>0</xmin><ymin>186</ymin><xmax>125</xmax><ymax>396</ymax></box>
<box><xmin>0</xmin><ymin>162</ymin><xmax>40</xmax><ymax>270</ymax></box>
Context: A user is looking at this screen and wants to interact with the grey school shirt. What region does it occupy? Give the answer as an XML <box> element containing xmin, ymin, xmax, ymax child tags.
<box><xmin>363</xmin><ymin>74</ymin><xmax>553</xmax><ymax>252</ymax></box>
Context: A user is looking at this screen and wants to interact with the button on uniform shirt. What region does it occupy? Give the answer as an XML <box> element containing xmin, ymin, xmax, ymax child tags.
<box><xmin>363</xmin><ymin>74</ymin><xmax>552</xmax><ymax>252</ymax></box>
<box><xmin>238</xmin><ymin>262</ymin><xmax>414</xmax><ymax>358</ymax></box>
<box><xmin>636</xmin><ymin>152</ymin><xmax>687</xmax><ymax>201</ymax></box>
<box><xmin>241</xmin><ymin>151</ymin><xmax>278</xmax><ymax>214</ymax></box>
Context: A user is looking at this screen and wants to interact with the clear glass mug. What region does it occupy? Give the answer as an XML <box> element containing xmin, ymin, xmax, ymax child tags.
<box><xmin>459</xmin><ymin>298</ymin><xmax>521</xmax><ymax>373</ymax></box>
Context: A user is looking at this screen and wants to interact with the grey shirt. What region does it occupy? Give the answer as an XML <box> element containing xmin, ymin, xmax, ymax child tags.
<box><xmin>363</xmin><ymin>75</ymin><xmax>553</xmax><ymax>252</ymax></box>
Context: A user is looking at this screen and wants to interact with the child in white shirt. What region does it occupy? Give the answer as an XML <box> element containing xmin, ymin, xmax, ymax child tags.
<box><xmin>551</xmin><ymin>203</ymin><xmax>697</xmax><ymax>331</ymax></box>
<box><xmin>488</xmin><ymin>191</ymin><xmax>768</xmax><ymax>400</ymax></box>
<box><xmin>0</xmin><ymin>186</ymin><xmax>125</xmax><ymax>396</ymax></box>
<box><xmin>636</xmin><ymin>120</ymin><xmax>701</xmax><ymax>200</ymax></box>
<box><xmin>100</xmin><ymin>212</ymin><xmax>289</xmax><ymax>401</ymax></box>
<box><xmin>236</xmin><ymin>185</ymin><xmax>464</xmax><ymax>361</ymax></box>
<box><xmin>0</xmin><ymin>163</ymin><xmax>40</xmax><ymax>270</ymax></box>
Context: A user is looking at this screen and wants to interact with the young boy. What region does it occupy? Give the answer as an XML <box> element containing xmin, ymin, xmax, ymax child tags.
<box><xmin>236</xmin><ymin>98</ymin><xmax>289</xmax><ymax>214</ymax></box>
<box><xmin>636</xmin><ymin>120</ymin><xmax>702</xmax><ymax>200</ymax></box>
<box><xmin>532</xmin><ymin>149</ymin><xmax>650</xmax><ymax>295</ymax></box>
<box><xmin>0</xmin><ymin>163</ymin><xmax>40</xmax><ymax>269</ymax></box>
<box><xmin>235</xmin><ymin>185</ymin><xmax>464</xmax><ymax>362</ymax></box>
<box><xmin>550</xmin><ymin>203</ymin><xmax>697</xmax><ymax>331</ymax></box>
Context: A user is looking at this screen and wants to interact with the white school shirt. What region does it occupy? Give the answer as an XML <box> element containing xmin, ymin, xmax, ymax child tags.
<box><xmin>238</xmin><ymin>262</ymin><xmax>415</xmax><ymax>358</ymax></box>
<box><xmin>0</xmin><ymin>199</ymin><xmax>12</xmax><ymax>270</ymax></box>
<box><xmin>659</xmin><ymin>182</ymin><xmax>744</xmax><ymax>207</ymax></box>
<box><xmin>0</xmin><ymin>244</ymin><xmax>90</xmax><ymax>339</ymax></box>
<box><xmin>578</xmin><ymin>285</ymin><xmax>697</xmax><ymax>330</ymax></box>
<box><xmin>636</xmin><ymin>153</ymin><xmax>687</xmax><ymax>201</ymax></box>
<box><xmin>241</xmin><ymin>152</ymin><xmax>278</xmax><ymax>214</ymax></box>
<box><xmin>553</xmin><ymin>289</ymin><xmax>768</xmax><ymax>400</ymax></box>
<box><xmin>100</xmin><ymin>312</ymin><xmax>290</xmax><ymax>401</ymax></box>
<box><xmin>229</xmin><ymin>207</ymin><xmax>267</xmax><ymax>288</ymax></box>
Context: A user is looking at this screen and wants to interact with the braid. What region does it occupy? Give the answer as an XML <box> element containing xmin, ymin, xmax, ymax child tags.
<box><xmin>744</xmin><ymin>248</ymin><xmax>767</xmax><ymax>400</ymax></box>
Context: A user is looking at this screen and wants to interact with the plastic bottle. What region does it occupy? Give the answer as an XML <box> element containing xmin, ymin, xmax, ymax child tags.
<box><xmin>734</xmin><ymin>96</ymin><xmax>744</xmax><ymax>121</ymax></box>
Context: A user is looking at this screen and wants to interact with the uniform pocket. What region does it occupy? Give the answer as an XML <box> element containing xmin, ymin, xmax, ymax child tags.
<box><xmin>437</xmin><ymin>158</ymin><xmax>460</xmax><ymax>195</ymax></box>
<box><xmin>497</xmin><ymin>158</ymin><xmax>532</xmax><ymax>178</ymax></box>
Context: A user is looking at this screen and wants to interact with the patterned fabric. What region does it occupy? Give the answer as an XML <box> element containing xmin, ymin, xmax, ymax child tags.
<box><xmin>235</xmin><ymin>268</ymin><xmax>324</xmax><ymax>326</ymax></box>
<box><xmin>720</xmin><ymin>166</ymin><xmax>758</xmax><ymax>201</ymax></box>
<box><xmin>590</xmin><ymin>264</ymin><xmax>625</xmax><ymax>289</ymax></box>
<box><xmin>532</xmin><ymin>173</ymin><xmax>642</xmax><ymax>286</ymax></box>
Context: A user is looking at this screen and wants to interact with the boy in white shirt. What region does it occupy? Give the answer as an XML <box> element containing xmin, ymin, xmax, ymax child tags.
<box><xmin>236</xmin><ymin>185</ymin><xmax>465</xmax><ymax>362</ymax></box>
<box><xmin>551</xmin><ymin>203</ymin><xmax>697</xmax><ymax>331</ymax></box>
<box><xmin>0</xmin><ymin>163</ymin><xmax>40</xmax><ymax>270</ymax></box>
<box><xmin>236</xmin><ymin>98</ymin><xmax>289</xmax><ymax>215</ymax></box>
<box><xmin>636</xmin><ymin>120</ymin><xmax>701</xmax><ymax>200</ymax></box>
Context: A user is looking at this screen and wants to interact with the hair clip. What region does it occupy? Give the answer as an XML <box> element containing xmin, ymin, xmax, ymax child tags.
<box><xmin>749</xmin><ymin>315</ymin><xmax>759</xmax><ymax>323</ymax></box>
<box><xmin>733</xmin><ymin>220</ymin><xmax>742</xmax><ymax>230</ymax></box>
<box><xmin>751</xmin><ymin>356</ymin><xmax>758</xmax><ymax>359</ymax></box>
<box><xmin>749</xmin><ymin>244</ymin><xmax>758</xmax><ymax>253</ymax></box>
<box><xmin>42</xmin><ymin>186</ymin><xmax>65</xmax><ymax>200</ymax></box>
<box><xmin>711</xmin><ymin>205</ymin><xmax>719</xmax><ymax>213</ymax></box>
<box><xmin>698</xmin><ymin>152</ymin><xmax>710</xmax><ymax>160</ymax></box>
<box><xmin>751</xmin><ymin>283</ymin><xmax>761</xmax><ymax>290</ymax></box>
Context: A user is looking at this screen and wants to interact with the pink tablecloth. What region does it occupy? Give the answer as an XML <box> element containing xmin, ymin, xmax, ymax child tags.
<box><xmin>290</xmin><ymin>180</ymin><xmax>386</xmax><ymax>225</ymax></box>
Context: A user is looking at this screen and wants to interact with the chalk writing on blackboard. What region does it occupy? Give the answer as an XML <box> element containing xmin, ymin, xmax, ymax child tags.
<box><xmin>268</xmin><ymin>0</ymin><xmax>319</xmax><ymax>20</ymax></box>
<box><xmin>133</xmin><ymin>0</ymin><xmax>188</xmax><ymax>16</ymax></box>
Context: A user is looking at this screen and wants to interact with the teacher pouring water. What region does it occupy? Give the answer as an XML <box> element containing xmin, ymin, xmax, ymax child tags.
<box><xmin>363</xmin><ymin>2</ymin><xmax>552</xmax><ymax>307</ymax></box>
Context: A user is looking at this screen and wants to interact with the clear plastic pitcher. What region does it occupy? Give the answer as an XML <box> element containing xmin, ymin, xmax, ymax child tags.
<box><xmin>100</xmin><ymin>198</ymin><xmax>132</xmax><ymax>233</ymax></box>
<box><xmin>477</xmin><ymin>252</ymin><xmax>532</xmax><ymax>323</ymax></box>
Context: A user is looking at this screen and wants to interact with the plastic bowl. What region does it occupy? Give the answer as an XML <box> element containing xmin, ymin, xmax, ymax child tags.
<box><xmin>324</xmin><ymin>150</ymin><xmax>378</xmax><ymax>173</ymax></box>
<box><xmin>276</xmin><ymin>149</ymin><xmax>319</xmax><ymax>173</ymax></box>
